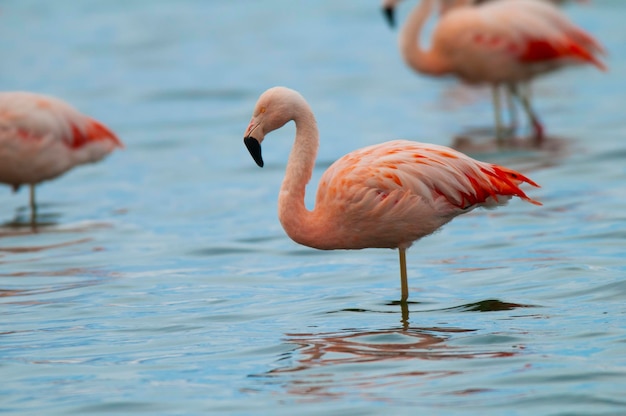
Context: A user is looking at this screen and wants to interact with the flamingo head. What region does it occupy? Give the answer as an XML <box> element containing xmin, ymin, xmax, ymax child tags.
<box><xmin>382</xmin><ymin>1</ymin><xmax>396</xmax><ymax>27</ymax></box>
<box><xmin>382</xmin><ymin>0</ymin><xmax>407</xmax><ymax>27</ymax></box>
<box><xmin>243</xmin><ymin>86</ymin><xmax>308</xmax><ymax>168</ymax></box>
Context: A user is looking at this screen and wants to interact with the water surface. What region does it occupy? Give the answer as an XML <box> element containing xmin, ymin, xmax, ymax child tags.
<box><xmin>1</xmin><ymin>1</ymin><xmax>625</xmax><ymax>415</ymax></box>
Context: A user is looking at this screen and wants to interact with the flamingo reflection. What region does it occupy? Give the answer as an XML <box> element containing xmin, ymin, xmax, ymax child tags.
<box><xmin>255</xmin><ymin>326</ymin><xmax>520</xmax><ymax>400</ymax></box>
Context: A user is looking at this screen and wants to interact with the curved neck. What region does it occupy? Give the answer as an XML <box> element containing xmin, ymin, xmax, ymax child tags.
<box><xmin>277</xmin><ymin>106</ymin><xmax>321</xmax><ymax>246</ymax></box>
<box><xmin>399</xmin><ymin>0</ymin><xmax>450</xmax><ymax>76</ymax></box>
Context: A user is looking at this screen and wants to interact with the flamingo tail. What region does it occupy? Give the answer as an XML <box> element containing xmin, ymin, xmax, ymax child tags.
<box><xmin>483</xmin><ymin>165</ymin><xmax>542</xmax><ymax>206</ymax></box>
<box><xmin>70</xmin><ymin>119</ymin><xmax>123</xmax><ymax>149</ymax></box>
<box><xmin>521</xmin><ymin>37</ymin><xmax>607</xmax><ymax>72</ymax></box>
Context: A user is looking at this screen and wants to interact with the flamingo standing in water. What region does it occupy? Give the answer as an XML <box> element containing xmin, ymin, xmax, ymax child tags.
<box><xmin>243</xmin><ymin>87</ymin><xmax>541</xmax><ymax>302</ymax></box>
<box><xmin>385</xmin><ymin>0</ymin><xmax>587</xmax><ymax>24</ymax></box>
<box><xmin>382</xmin><ymin>0</ymin><xmax>606</xmax><ymax>143</ymax></box>
<box><xmin>442</xmin><ymin>0</ymin><xmax>593</xmax><ymax>137</ymax></box>
<box><xmin>0</xmin><ymin>92</ymin><xmax>123</xmax><ymax>220</ymax></box>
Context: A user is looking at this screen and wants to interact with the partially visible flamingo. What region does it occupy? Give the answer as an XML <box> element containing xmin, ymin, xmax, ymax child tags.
<box><xmin>447</xmin><ymin>0</ymin><xmax>588</xmax><ymax>15</ymax></box>
<box><xmin>477</xmin><ymin>0</ymin><xmax>586</xmax><ymax>4</ymax></box>
<box><xmin>0</xmin><ymin>92</ymin><xmax>123</xmax><ymax>220</ymax></box>
<box><xmin>442</xmin><ymin>0</ymin><xmax>593</xmax><ymax>136</ymax></box>
<box><xmin>243</xmin><ymin>87</ymin><xmax>541</xmax><ymax>302</ymax></box>
<box><xmin>382</xmin><ymin>0</ymin><xmax>606</xmax><ymax>143</ymax></box>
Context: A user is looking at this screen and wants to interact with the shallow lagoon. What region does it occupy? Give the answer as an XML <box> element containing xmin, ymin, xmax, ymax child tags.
<box><xmin>1</xmin><ymin>1</ymin><xmax>625</xmax><ymax>414</ymax></box>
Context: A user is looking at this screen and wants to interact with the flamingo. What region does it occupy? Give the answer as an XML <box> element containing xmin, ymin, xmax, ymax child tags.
<box><xmin>243</xmin><ymin>87</ymin><xmax>541</xmax><ymax>302</ymax></box>
<box><xmin>448</xmin><ymin>0</ymin><xmax>587</xmax><ymax>14</ymax></box>
<box><xmin>442</xmin><ymin>0</ymin><xmax>593</xmax><ymax>137</ymax></box>
<box><xmin>0</xmin><ymin>92</ymin><xmax>123</xmax><ymax>221</ymax></box>
<box><xmin>382</xmin><ymin>0</ymin><xmax>606</xmax><ymax>143</ymax></box>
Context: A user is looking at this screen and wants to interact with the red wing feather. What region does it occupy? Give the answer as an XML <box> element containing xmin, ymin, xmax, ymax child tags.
<box><xmin>483</xmin><ymin>166</ymin><xmax>542</xmax><ymax>206</ymax></box>
<box><xmin>70</xmin><ymin>119</ymin><xmax>123</xmax><ymax>149</ymax></box>
<box><xmin>520</xmin><ymin>38</ymin><xmax>606</xmax><ymax>71</ymax></box>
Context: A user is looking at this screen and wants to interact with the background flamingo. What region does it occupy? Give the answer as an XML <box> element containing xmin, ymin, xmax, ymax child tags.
<box><xmin>445</xmin><ymin>0</ymin><xmax>588</xmax><ymax>15</ymax></box>
<box><xmin>443</xmin><ymin>0</ymin><xmax>593</xmax><ymax>136</ymax></box>
<box><xmin>243</xmin><ymin>87</ymin><xmax>541</xmax><ymax>302</ymax></box>
<box><xmin>0</xmin><ymin>92</ymin><xmax>123</xmax><ymax>221</ymax></box>
<box><xmin>383</xmin><ymin>0</ymin><xmax>606</xmax><ymax>143</ymax></box>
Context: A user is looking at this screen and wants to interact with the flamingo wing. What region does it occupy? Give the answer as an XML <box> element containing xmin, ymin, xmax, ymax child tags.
<box><xmin>435</xmin><ymin>0</ymin><xmax>606</xmax><ymax>81</ymax></box>
<box><xmin>0</xmin><ymin>92</ymin><xmax>122</xmax><ymax>150</ymax></box>
<box><xmin>312</xmin><ymin>140</ymin><xmax>539</xmax><ymax>249</ymax></box>
<box><xmin>0</xmin><ymin>92</ymin><xmax>122</xmax><ymax>186</ymax></box>
<box><xmin>318</xmin><ymin>140</ymin><xmax>540</xmax><ymax>218</ymax></box>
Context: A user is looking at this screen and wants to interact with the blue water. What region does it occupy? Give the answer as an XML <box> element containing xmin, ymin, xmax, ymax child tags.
<box><xmin>1</xmin><ymin>1</ymin><xmax>625</xmax><ymax>414</ymax></box>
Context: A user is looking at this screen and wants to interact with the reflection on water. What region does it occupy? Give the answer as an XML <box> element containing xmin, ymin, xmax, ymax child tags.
<box><xmin>255</xmin><ymin>325</ymin><xmax>518</xmax><ymax>401</ymax></box>
<box><xmin>337</xmin><ymin>299</ymin><xmax>537</xmax><ymax>328</ymax></box>
<box><xmin>0</xmin><ymin>269</ymin><xmax>110</xmax><ymax>302</ymax></box>
<box><xmin>0</xmin><ymin>221</ymin><xmax>113</xmax><ymax>239</ymax></box>
<box><xmin>253</xmin><ymin>300</ymin><xmax>535</xmax><ymax>401</ymax></box>
<box><xmin>4</xmin><ymin>205</ymin><xmax>62</xmax><ymax>231</ymax></box>
<box><xmin>452</xmin><ymin>133</ymin><xmax>570</xmax><ymax>155</ymax></box>
<box><xmin>276</xmin><ymin>327</ymin><xmax>478</xmax><ymax>367</ymax></box>
<box><xmin>442</xmin><ymin>299</ymin><xmax>538</xmax><ymax>313</ymax></box>
<box><xmin>0</xmin><ymin>237</ymin><xmax>92</xmax><ymax>253</ymax></box>
<box><xmin>0</xmin><ymin>218</ymin><xmax>118</xmax><ymax>306</ymax></box>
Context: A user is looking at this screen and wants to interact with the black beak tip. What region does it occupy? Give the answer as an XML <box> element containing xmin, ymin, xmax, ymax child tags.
<box><xmin>383</xmin><ymin>6</ymin><xmax>395</xmax><ymax>28</ymax></box>
<box><xmin>244</xmin><ymin>136</ymin><xmax>264</xmax><ymax>168</ymax></box>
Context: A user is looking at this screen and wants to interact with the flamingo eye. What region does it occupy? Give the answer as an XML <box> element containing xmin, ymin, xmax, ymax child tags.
<box><xmin>259</xmin><ymin>106</ymin><xmax>266</xmax><ymax>114</ymax></box>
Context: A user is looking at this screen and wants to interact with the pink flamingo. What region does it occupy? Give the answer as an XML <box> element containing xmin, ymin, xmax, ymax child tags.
<box><xmin>0</xmin><ymin>92</ymin><xmax>123</xmax><ymax>220</ymax></box>
<box><xmin>445</xmin><ymin>0</ymin><xmax>588</xmax><ymax>15</ymax></box>
<box><xmin>243</xmin><ymin>87</ymin><xmax>541</xmax><ymax>302</ymax></box>
<box><xmin>383</xmin><ymin>0</ymin><xmax>606</xmax><ymax>143</ymax></box>
<box><xmin>442</xmin><ymin>0</ymin><xmax>593</xmax><ymax>135</ymax></box>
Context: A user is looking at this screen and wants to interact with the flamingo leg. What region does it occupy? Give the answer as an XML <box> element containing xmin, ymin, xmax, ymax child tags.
<box><xmin>520</xmin><ymin>82</ymin><xmax>532</xmax><ymax>105</ymax></box>
<box><xmin>508</xmin><ymin>83</ymin><xmax>544</xmax><ymax>145</ymax></box>
<box><xmin>491</xmin><ymin>85</ymin><xmax>505</xmax><ymax>143</ymax></box>
<box><xmin>29</xmin><ymin>184</ymin><xmax>37</xmax><ymax>225</ymax></box>
<box><xmin>505</xmin><ymin>86</ymin><xmax>518</xmax><ymax>133</ymax></box>
<box><xmin>399</xmin><ymin>247</ymin><xmax>408</xmax><ymax>302</ymax></box>
<box><xmin>400</xmin><ymin>300</ymin><xmax>410</xmax><ymax>330</ymax></box>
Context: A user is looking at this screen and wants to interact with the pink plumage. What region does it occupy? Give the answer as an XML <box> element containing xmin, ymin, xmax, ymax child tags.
<box><xmin>243</xmin><ymin>87</ymin><xmax>540</xmax><ymax>301</ymax></box>
<box><xmin>386</xmin><ymin>0</ymin><xmax>606</xmax><ymax>141</ymax></box>
<box><xmin>310</xmin><ymin>140</ymin><xmax>539</xmax><ymax>251</ymax></box>
<box><xmin>0</xmin><ymin>92</ymin><xmax>123</xmax><ymax>214</ymax></box>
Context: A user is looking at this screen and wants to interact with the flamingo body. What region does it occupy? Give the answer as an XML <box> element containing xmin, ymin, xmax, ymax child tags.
<box><xmin>308</xmin><ymin>139</ymin><xmax>539</xmax><ymax>250</ymax></box>
<box><xmin>389</xmin><ymin>0</ymin><xmax>605</xmax><ymax>141</ymax></box>
<box><xmin>243</xmin><ymin>87</ymin><xmax>540</xmax><ymax>300</ymax></box>
<box><xmin>407</xmin><ymin>0</ymin><xmax>605</xmax><ymax>84</ymax></box>
<box><xmin>0</xmin><ymin>92</ymin><xmax>122</xmax><ymax>191</ymax></box>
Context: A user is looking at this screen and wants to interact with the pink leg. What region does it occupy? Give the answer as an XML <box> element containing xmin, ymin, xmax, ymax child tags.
<box><xmin>532</xmin><ymin>119</ymin><xmax>544</xmax><ymax>145</ymax></box>
<box><xmin>508</xmin><ymin>84</ymin><xmax>544</xmax><ymax>146</ymax></box>
<box><xmin>399</xmin><ymin>247</ymin><xmax>408</xmax><ymax>303</ymax></box>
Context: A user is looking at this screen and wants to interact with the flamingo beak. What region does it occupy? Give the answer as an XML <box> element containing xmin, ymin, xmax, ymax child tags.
<box><xmin>382</xmin><ymin>6</ymin><xmax>395</xmax><ymax>28</ymax></box>
<box><xmin>244</xmin><ymin>136</ymin><xmax>264</xmax><ymax>167</ymax></box>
